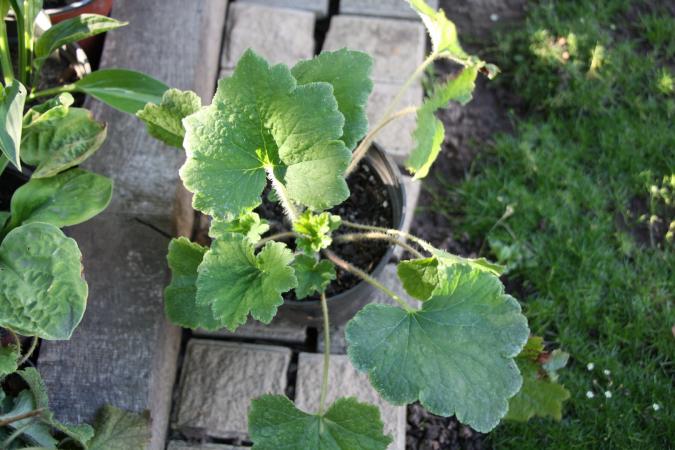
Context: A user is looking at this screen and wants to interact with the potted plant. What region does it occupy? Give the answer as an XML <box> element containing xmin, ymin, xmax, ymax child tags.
<box><xmin>0</xmin><ymin>1</ymin><xmax>167</xmax><ymax>446</ymax></box>
<box><xmin>139</xmin><ymin>0</ymin><xmax>571</xmax><ymax>445</ymax></box>
<box><xmin>44</xmin><ymin>0</ymin><xmax>113</xmax><ymax>22</ymax></box>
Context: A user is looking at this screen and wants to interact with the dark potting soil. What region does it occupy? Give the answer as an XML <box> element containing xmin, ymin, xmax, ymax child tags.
<box><xmin>44</xmin><ymin>0</ymin><xmax>79</xmax><ymax>8</ymax></box>
<box><xmin>255</xmin><ymin>158</ymin><xmax>394</xmax><ymax>299</ymax></box>
<box><xmin>407</xmin><ymin>404</ymin><xmax>486</xmax><ymax>450</ymax></box>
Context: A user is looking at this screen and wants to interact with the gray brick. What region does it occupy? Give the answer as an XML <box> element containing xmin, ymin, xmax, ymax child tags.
<box><xmin>368</xmin><ymin>81</ymin><xmax>423</xmax><ymax>164</ymax></box>
<box><xmin>394</xmin><ymin>175</ymin><xmax>423</xmax><ymax>258</ymax></box>
<box><xmin>222</xmin><ymin>3</ymin><xmax>315</xmax><ymax>69</ymax></box>
<box><xmin>295</xmin><ymin>353</ymin><xmax>406</xmax><ymax>450</ymax></box>
<box><xmin>323</xmin><ymin>15</ymin><xmax>426</xmax><ymax>83</ymax></box>
<box><xmin>238</xmin><ymin>0</ymin><xmax>329</xmax><ymax>17</ymax></box>
<box><xmin>341</xmin><ymin>0</ymin><xmax>439</xmax><ymax>19</ymax></box>
<box><xmin>168</xmin><ymin>442</ymin><xmax>247</xmax><ymax>450</ymax></box>
<box><xmin>176</xmin><ymin>340</ymin><xmax>291</xmax><ymax>440</ymax></box>
<box><xmin>194</xmin><ymin>315</ymin><xmax>306</xmax><ymax>344</ymax></box>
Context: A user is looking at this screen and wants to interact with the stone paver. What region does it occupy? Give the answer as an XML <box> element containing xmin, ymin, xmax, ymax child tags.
<box><xmin>168</xmin><ymin>443</ymin><xmax>247</xmax><ymax>450</ymax></box>
<box><xmin>368</xmin><ymin>82</ymin><xmax>423</xmax><ymax>164</ymax></box>
<box><xmin>296</xmin><ymin>353</ymin><xmax>406</xmax><ymax>450</ymax></box>
<box><xmin>394</xmin><ymin>175</ymin><xmax>422</xmax><ymax>258</ymax></box>
<box><xmin>194</xmin><ymin>315</ymin><xmax>307</xmax><ymax>344</ymax></box>
<box><xmin>239</xmin><ymin>0</ymin><xmax>329</xmax><ymax>17</ymax></box>
<box><xmin>323</xmin><ymin>15</ymin><xmax>425</xmax><ymax>84</ymax></box>
<box><xmin>341</xmin><ymin>0</ymin><xmax>439</xmax><ymax>19</ymax></box>
<box><xmin>176</xmin><ymin>340</ymin><xmax>291</xmax><ymax>440</ymax></box>
<box><xmin>222</xmin><ymin>3</ymin><xmax>315</xmax><ymax>69</ymax></box>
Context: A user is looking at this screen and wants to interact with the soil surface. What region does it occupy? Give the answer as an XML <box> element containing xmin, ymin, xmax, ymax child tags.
<box><xmin>44</xmin><ymin>0</ymin><xmax>80</xmax><ymax>8</ymax></box>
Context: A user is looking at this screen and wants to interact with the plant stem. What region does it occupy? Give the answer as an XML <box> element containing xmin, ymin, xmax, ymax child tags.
<box><xmin>28</xmin><ymin>83</ymin><xmax>76</xmax><ymax>100</ymax></box>
<box><xmin>323</xmin><ymin>249</ymin><xmax>414</xmax><ymax>312</ymax></box>
<box><xmin>318</xmin><ymin>293</ymin><xmax>330</xmax><ymax>416</ymax></box>
<box><xmin>0</xmin><ymin>408</ymin><xmax>44</xmax><ymax>427</ymax></box>
<box><xmin>0</xmin><ymin>16</ymin><xmax>13</xmax><ymax>85</ymax></box>
<box><xmin>17</xmin><ymin>335</ymin><xmax>38</xmax><ymax>367</ymax></box>
<box><xmin>265</xmin><ymin>166</ymin><xmax>299</xmax><ymax>223</ymax></box>
<box><xmin>340</xmin><ymin>220</ymin><xmax>435</xmax><ymax>253</ymax></box>
<box><xmin>334</xmin><ymin>232</ymin><xmax>425</xmax><ymax>259</ymax></box>
<box><xmin>255</xmin><ymin>231</ymin><xmax>298</xmax><ymax>248</ymax></box>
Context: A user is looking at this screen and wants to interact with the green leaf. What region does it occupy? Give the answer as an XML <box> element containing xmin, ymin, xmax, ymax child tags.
<box><xmin>293</xmin><ymin>254</ymin><xmax>336</xmax><ymax>299</ymax></box>
<box><xmin>165</xmin><ymin>237</ymin><xmax>223</xmax><ymax>331</ymax></box>
<box><xmin>8</xmin><ymin>168</ymin><xmax>113</xmax><ymax>230</ymax></box>
<box><xmin>136</xmin><ymin>88</ymin><xmax>201</xmax><ymax>148</ymax></box>
<box><xmin>34</xmin><ymin>14</ymin><xmax>127</xmax><ymax>72</ymax></box>
<box><xmin>249</xmin><ymin>395</ymin><xmax>391</xmax><ymax>450</ymax></box>
<box><xmin>406</xmin><ymin>67</ymin><xmax>478</xmax><ymax>179</ymax></box>
<box><xmin>181</xmin><ymin>49</ymin><xmax>351</xmax><ymax>218</ymax></box>
<box><xmin>345</xmin><ymin>265</ymin><xmax>529</xmax><ymax>432</ymax></box>
<box><xmin>196</xmin><ymin>234</ymin><xmax>297</xmax><ymax>331</ymax></box>
<box><xmin>87</xmin><ymin>405</ymin><xmax>151</xmax><ymax>450</ymax></box>
<box><xmin>0</xmin><ymin>223</ymin><xmax>87</xmax><ymax>340</ymax></box>
<box><xmin>73</xmin><ymin>69</ymin><xmax>169</xmax><ymax>114</ymax></box>
<box><xmin>0</xmin><ymin>211</ymin><xmax>9</xmax><ymax>230</ymax></box>
<box><xmin>407</xmin><ymin>0</ymin><xmax>470</xmax><ymax>62</ymax></box>
<box><xmin>543</xmin><ymin>349</ymin><xmax>569</xmax><ymax>382</ymax></box>
<box><xmin>0</xmin><ymin>390</ymin><xmax>57</xmax><ymax>448</ymax></box>
<box><xmin>292</xmin><ymin>49</ymin><xmax>373</xmax><ymax>151</ymax></box>
<box><xmin>0</xmin><ymin>80</ymin><xmax>26</xmax><ymax>170</ymax></box>
<box><xmin>397</xmin><ymin>257</ymin><xmax>442</xmax><ymax>301</ymax></box>
<box><xmin>21</xmin><ymin>107</ymin><xmax>107</xmax><ymax>178</ymax></box>
<box><xmin>0</xmin><ymin>344</ymin><xmax>20</xmax><ymax>378</ymax></box>
<box><xmin>209</xmin><ymin>211</ymin><xmax>270</xmax><ymax>244</ymax></box>
<box><xmin>293</xmin><ymin>211</ymin><xmax>341</xmax><ymax>253</ymax></box>
<box><xmin>430</xmin><ymin>248</ymin><xmax>504</xmax><ymax>277</ymax></box>
<box><xmin>22</xmin><ymin>93</ymin><xmax>74</xmax><ymax>135</ymax></box>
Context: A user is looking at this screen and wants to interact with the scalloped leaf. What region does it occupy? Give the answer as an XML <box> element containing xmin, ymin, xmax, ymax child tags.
<box><xmin>406</xmin><ymin>66</ymin><xmax>478</xmax><ymax>179</ymax></box>
<box><xmin>249</xmin><ymin>395</ymin><xmax>391</xmax><ymax>450</ymax></box>
<box><xmin>345</xmin><ymin>265</ymin><xmax>529</xmax><ymax>432</ymax></box>
<box><xmin>137</xmin><ymin>88</ymin><xmax>201</xmax><ymax>148</ymax></box>
<box><xmin>292</xmin><ymin>49</ymin><xmax>373</xmax><ymax>151</ymax></box>
<box><xmin>209</xmin><ymin>211</ymin><xmax>270</xmax><ymax>244</ymax></box>
<box><xmin>0</xmin><ymin>80</ymin><xmax>26</xmax><ymax>170</ymax></box>
<box><xmin>7</xmin><ymin>168</ymin><xmax>112</xmax><ymax>230</ymax></box>
<box><xmin>293</xmin><ymin>210</ymin><xmax>341</xmax><ymax>253</ymax></box>
<box><xmin>87</xmin><ymin>405</ymin><xmax>151</xmax><ymax>450</ymax></box>
<box><xmin>196</xmin><ymin>234</ymin><xmax>297</xmax><ymax>331</ymax></box>
<box><xmin>293</xmin><ymin>254</ymin><xmax>336</xmax><ymax>299</ymax></box>
<box><xmin>165</xmin><ymin>237</ymin><xmax>223</xmax><ymax>331</ymax></box>
<box><xmin>0</xmin><ymin>223</ymin><xmax>88</xmax><ymax>340</ymax></box>
<box><xmin>181</xmin><ymin>49</ymin><xmax>350</xmax><ymax>218</ymax></box>
<box><xmin>21</xmin><ymin>107</ymin><xmax>107</xmax><ymax>178</ymax></box>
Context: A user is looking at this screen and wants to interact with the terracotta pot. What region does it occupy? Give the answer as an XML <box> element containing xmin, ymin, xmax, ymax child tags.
<box><xmin>47</xmin><ymin>0</ymin><xmax>114</xmax><ymax>58</ymax></box>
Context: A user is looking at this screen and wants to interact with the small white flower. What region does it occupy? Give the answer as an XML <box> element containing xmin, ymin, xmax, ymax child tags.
<box><xmin>604</xmin><ymin>391</ymin><xmax>612</xmax><ymax>398</ymax></box>
<box><xmin>603</xmin><ymin>369</ymin><xmax>611</xmax><ymax>376</ymax></box>
<box><xmin>652</xmin><ymin>403</ymin><xmax>660</xmax><ymax>411</ymax></box>
<box><xmin>586</xmin><ymin>391</ymin><xmax>594</xmax><ymax>399</ymax></box>
<box><xmin>587</xmin><ymin>363</ymin><xmax>594</xmax><ymax>371</ymax></box>
<box><xmin>490</xmin><ymin>13</ymin><xmax>499</xmax><ymax>22</ymax></box>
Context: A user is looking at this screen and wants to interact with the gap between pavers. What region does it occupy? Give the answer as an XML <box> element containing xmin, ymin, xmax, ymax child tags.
<box><xmin>168</xmin><ymin>442</ymin><xmax>247</xmax><ymax>450</ymax></box>
<box><xmin>175</xmin><ymin>340</ymin><xmax>291</xmax><ymax>441</ymax></box>
<box><xmin>295</xmin><ymin>353</ymin><xmax>406</xmax><ymax>450</ymax></box>
<box><xmin>341</xmin><ymin>0</ymin><xmax>439</xmax><ymax>19</ymax></box>
<box><xmin>238</xmin><ymin>0</ymin><xmax>329</xmax><ymax>17</ymax></box>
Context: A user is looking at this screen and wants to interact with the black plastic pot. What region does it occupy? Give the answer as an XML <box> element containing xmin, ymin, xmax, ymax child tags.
<box><xmin>277</xmin><ymin>145</ymin><xmax>408</xmax><ymax>327</ymax></box>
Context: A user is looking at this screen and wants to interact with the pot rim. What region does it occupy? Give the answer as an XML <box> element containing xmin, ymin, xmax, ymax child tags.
<box><xmin>44</xmin><ymin>0</ymin><xmax>94</xmax><ymax>15</ymax></box>
<box><xmin>286</xmin><ymin>144</ymin><xmax>407</xmax><ymax>307</ymax></box>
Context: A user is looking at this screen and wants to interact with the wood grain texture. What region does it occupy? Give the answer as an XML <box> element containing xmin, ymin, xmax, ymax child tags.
<box><xmin>36</xmin><ymin>2</ymin><xmax>229</xmax><ymax>449</ymax></box>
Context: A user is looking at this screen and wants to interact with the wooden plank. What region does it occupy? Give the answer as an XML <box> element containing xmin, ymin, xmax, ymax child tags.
<box><xmin>36</xmin><ymin>2</ymin><xmax>229</xmax><ymax>449</ymax></box>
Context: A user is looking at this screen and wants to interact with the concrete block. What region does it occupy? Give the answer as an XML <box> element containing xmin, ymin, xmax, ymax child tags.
<box><xmin>176</xmin><ymin>340</ymin><xmax>292</xmax><ymax>440</ymax></box>
<box><xmin>394</xmin><ymin>175</ymin><xmax>422</xmax><ymax>258</ymax></box>
<box><xmin>295</xmin><ymin>353</ymin><xmax>406</xmax><ymax>450</ymax></box>
<box><xmin>323</xmin><ymin>15</ymin><xmax>426</xmax><ymax>83</ymax></box>
<box><xmin>194</xmin><ymin>315</ymin><xmax>307</xmax><ymax>344</ymax></box>
<box><xmin>341</xmin><ymin>0</ymin><xmax>439</xmax><ymax>19</ymax></box>
<box><xmin>222</xmin><ymin>3</ymin><xmax>315</xmax><ymax>69</ymax></box>
<box><xmin>238</xmin><ymin>0</ymin><xmax>329</xmax><ymax>17</ymax></box>
<box><xmin>168</xmin><ymin>442</ymin><xmax>247</xmax><ymax>450</ymax></box>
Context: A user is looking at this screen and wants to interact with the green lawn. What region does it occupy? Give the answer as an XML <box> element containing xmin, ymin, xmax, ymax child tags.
<box><xmin>433</xmin><ymin>1</ymin><xmax>674</xmax><ymax>447</ymax></box>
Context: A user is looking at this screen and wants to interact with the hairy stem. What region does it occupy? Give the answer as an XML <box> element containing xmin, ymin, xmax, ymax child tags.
<box><xmin>340</xmin><ymin>220</ymin><xmax>435</xmax><ymax>253</ymax></box>
<box><xmin>318</xmin><ymin>293</ymin><xmax>330</xmax><ymax>415</ymax></box>
<box><xmin>17</xmin><ymin>335</ymin><xmax>38</xmax><ymax>367</ymax></box>
<box><xmin>265</xmin><ymin>166</ymin><xmax>299</xmax><ymax>223</ymax></box>
<box><xmin>334</xmin><ymin>232</ymin><xmax>425</xmax><ymax>259</ymax></box>
<box><xmin>255</xmin><ymin>231</ymin><xmax>298</xmax><ymax>249</ymax></box>
<box><xmin>0</xmin><ymin>408</ymin><xmax>44</xmax><ymax>427</ymax></box>
<box><xmin>323</xmin><ymin>249</ymin><xmax>414</xmax><ymax>312</ymax></box>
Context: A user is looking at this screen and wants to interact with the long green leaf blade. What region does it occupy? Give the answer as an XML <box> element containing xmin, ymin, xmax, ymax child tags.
<box><xmin>0</xmin><ymin>80</ymin><xmax>26</xmax><ymax>169</ymax></box>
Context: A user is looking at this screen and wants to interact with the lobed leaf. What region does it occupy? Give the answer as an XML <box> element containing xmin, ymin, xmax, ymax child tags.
<box><xmin>292</xmin><ymin>49</ymin><xmax>373</xmax><ymax>151</ymax></box>
<box><xmin>181</xmin><ymin>49</ymin><xmax>350</xmax><ymax>218</ymax></box>
<box><xmin>196</xmin><ymin>233</ymin><xmax>297</xmax><ymax>331</ymax></box>
<box><xmin>8</xmin><ymin>168</ymin><xmax>113</xmax><ymax>230</ymax></box>
<box><xmin>0</xmin><ymin>80</ymin><xmax>26</xmax><ymax>170</ymax></box>
<box><xmin>249</xmin><ymin>394</ymin><xmax>391</xmax><ymax>450</ymax></box>
<box><xmin>293</xmin><ymin>210</ymin><xmax>341</xmax><ymax>254</ymax></box>
<box><xmin>345</xmin><ymin>265</ymin><xmax>529</xmax><ymax>432</ymax></box>
<box><xmin>165</xmin><ymin>237</ymin><xmax>223</xmax><ymax>331</ymax></box>
<box><xmin>406</xmin><ymin>0</ymin><xmax>470</xmax><ymax>63</ymax></box>
<box><xmin>293</xmin><ymin>254</ymin><xmax>336</xmax><ymax>299</ymax></box>
<box><xmin>209</xmin><ymin>211</ymin><xmax>270</xmax><ymax>244</ymax></box>
<box><xmin>21</xmin><ymin>107</ymin><xmax>107</xmax><ymax>178</ymax></box>
<box><xmin>0</xmin><ymin>223</ymin><xmax>88</xmax><ymax>340</ymax></box>
<box><xmin>136</xmin><ymin>88</ymin><xmax>201</xmax><ymax>148</ymax></box>
<box><xmin>73</xmin><ymin>69</ymin><xmax>169</xmax><ymax>114</ymax></box>
<box><xmin>87</xmin><ymin>405</ymin><xmax>151</xmax><ymax>450</ymax></box>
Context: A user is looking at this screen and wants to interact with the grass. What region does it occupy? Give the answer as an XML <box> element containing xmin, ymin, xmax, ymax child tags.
<box><xmin>432</xmin><ymin>0</ymin><xmax>674</xmax><ymax>447</ymax></box>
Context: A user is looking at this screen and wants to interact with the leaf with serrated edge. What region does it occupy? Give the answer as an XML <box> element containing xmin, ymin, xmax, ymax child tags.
<box><xmin>196</xmin><ymin>234</ymin><xmax>297</xmax><ymax>331</ymax></box>
<box><xmin>292</xmin><ymin>49</ymin><xmax>373</xmax><ymax>151</ymax></box>
<box><xmin>87</xmin><ymin>405</ymin><xmax>151</xmax><ymax>450</ymax></box>
<box><xmin>406</xmin><ymin>67</ymin><xmax>478</xmax><ymax>179</ymax></box>
<box><xmin>21</xmin><ymin>108</ymin><xmax>107</xmax><ymax>178</ymax></box>
<box><xmin>181</xmin><ymin>49</ymin><xmax>350</xmax><ymax>218</ymax></box>
<box><xmin>137</xmin><ymin>88</ymin><xmax>201</xmax><ymax>148</ymax></box>
<box><xmin>0</xmin><ymin>223</ymin><xmax>87</xmax><ymax>340</ymax></box>
<box><xmin>0</xmin><ymin>344</ymin><xmax>19</xmax><ymax>378</ymax></box>
<box><xmin>505</xmin><ymin>361</ymin><xmax>570</xmax><ymax>422</ymax></box>
<box><xmin>407</xmin><ymin>0</ymin><xmax>470</xmax><ymax>62</ymax></box>
<box><xmin>249</xmin><ymin>394</ymin><xmax>391</xmax><ymax>450</ymax></box>
<box><xmin>397</xmin><ymin>257</ymin><xmax>442</xmax><ymax>301</ymax></box>
<box><xmin>165</xmin><ymin>237</ymin><xmax>223</xmax><ymax>331</ymax></box>
<box><xmin>346</xmin><ymin>265</ymin><xmax>529</xmax><ymax>432</ymax></box>
<box><xmin>0</xmin><ymin>80</ymin><xmax>26</xmax><ymax>170</ymax></box>
<box><xmin>293</xmin><ymin>210</ymin><xmax>341</xmax><ymax>253</ymax></box>
<box><xmin>210</xmin><ymin>211</ymin><xmax>270</xmax><ymax>244</ymax></box>
<box><xmin>8</xmin><ymin>168</ymin><xmax>112</xmax><ymax>230</ymax></box>
<box><xmin>293</xmin><ymin>254</ymin><xmax>336</xmax><ymax>299</ymax></box>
